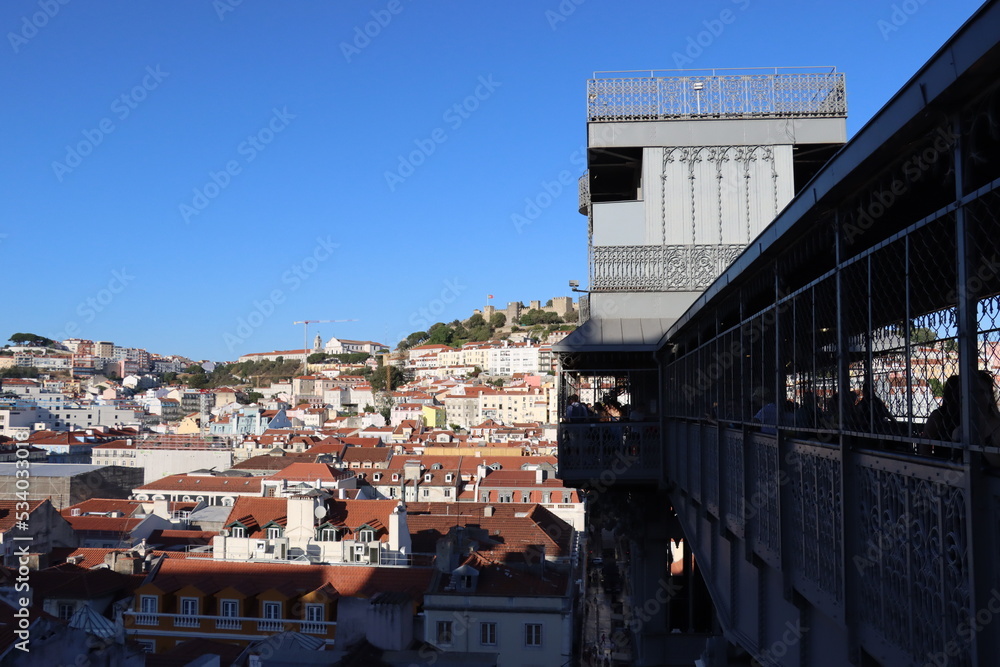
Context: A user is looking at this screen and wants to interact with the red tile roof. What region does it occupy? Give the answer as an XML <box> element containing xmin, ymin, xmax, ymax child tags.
<box><xmin>267</xmin><ymin>462</ymin><xmax>353</xmax><ymax>483</ymax></box>
<box><xmin>135</xmin><ymin>475</ymin><xmax>263</xmax><ymax>493</ymax></box>
<box><xmin>0</xmin><ymin>501</ymin><xmax>45</xmax><ymax>532</ymax></box>
<box><xmin>144</xmin><ymin>558</ymin><xmax>433</xmax><ymax>602</ymax></box>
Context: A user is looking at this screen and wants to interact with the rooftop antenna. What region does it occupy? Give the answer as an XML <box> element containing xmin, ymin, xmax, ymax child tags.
<box><xmin>293</xmin><ymin>320</ymin><xmax>359</xmax><ymax>377</ymax></box>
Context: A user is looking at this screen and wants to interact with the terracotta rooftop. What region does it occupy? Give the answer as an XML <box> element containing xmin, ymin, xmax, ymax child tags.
<box><xmin>0</xmin><ymin>500</ymin><xmax>45</xmax><ymax>532</ymax></box>
<box><xmin>143</xmin><ymin>558</ymin><xmax>433</xmax><ymax>601</ymax></box>
<box><xmin>135</xmin><ymin>475</ymin><xmax>263</xmax><ymax>493</ymax></box>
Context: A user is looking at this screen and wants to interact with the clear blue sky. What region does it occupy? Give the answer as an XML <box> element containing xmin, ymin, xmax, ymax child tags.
<box><xmin>2</xmin><ymin>0</ymin><xmax>987</xmax><ymax>361</ymax></box>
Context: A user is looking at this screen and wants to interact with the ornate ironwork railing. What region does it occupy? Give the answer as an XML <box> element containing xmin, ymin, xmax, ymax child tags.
<box><xmin>587</xmin><ymin>69</ymin><xmax>846</xmax><ymax>122</ymax></box>
<box><xmin>578</xmin><ymin>172</ymin><xmax>590</xmax><ymax>215</ymax></box>
<box><xmin>591</xmin><ymin>244</ymin><xmax>745</xmax><ymax>291</ymax></box>
<box><xmin>557</xmin><ymin>421</ymin><xmax>660</xmax><ymax>484</ymax></box>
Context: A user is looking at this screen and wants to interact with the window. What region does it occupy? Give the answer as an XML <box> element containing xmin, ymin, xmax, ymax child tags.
<box><xmin>266</xmin><ymin>526</ymin><xmax>283</xmax><ymax>539</ymax></box>
<box><xmin>140</xmin><ymin>595</ymin><xmax>158</xmax><ymax>614</ymax></box>
<box><xmin>389</xmin><ymin>487</ymin><xmax>397</xmax><ymax>498</ymax></box>
<box><xmin>480</xmin><ymin>622</ymin><xmax>497</xmax><ymax>646</ymax></box>
<box><xmin>136</xmin><ymin>640</ymin><xmax>155</xmax><ymax>653</ymax></box>
<box><xmin>220</xmin><ymin>600</ymin><xmax>238</xmax><ymax>617</ymax></box>
<box><xmin>180</xmin><ymin>597</ymin><xmax>198</xmax><ymax>616</ymax></box>
<box><xmin>230</xmin><ymin>526</ymin><xmax>245</xmax><ymax>538</ymax></box>
<box><xmin>444</xmin><ymin>489</ymin><xmax>451</xmax><ymax>498</ymax></box>
<box><xmin>422</xmin><ymin>488</ymin><xmax>430</xmax><ymax>498</ymax></box>
<box><xmin>525</xmin><ymin>623</ymin><xmax>542</xmax><ymax>646</ymax></box>
<box><xmin>58</xmin><ymin>603</ymin><xmax>75</xmax><ymax>620</ymax></box>
<box><xmin>358</xmin><ymin>529</ymin><xmax>374</xmax><ymax>543</ymax></box>
<box><xmin>262</xmin><ymin>601</ymin><xmax>281</xmax><ymax>619</ymax></box>
<box><xmin>522</xmin><ymin>493</ymin><xmax>531</xmax><ymax>503</ymax></box>
<box><xmin>318</xmin><ymin>526</ymin><xmax>336</xmax><ymax>541</ymax></box>
<box><xmin>305</xmin><ymin>604</ymin><xmax>323</xmax><ymax>622</ymax></box>
<box><xmin>436</xmin><ymin>620</ymin><xmax>453</xmax><ymax>646</ymax></box>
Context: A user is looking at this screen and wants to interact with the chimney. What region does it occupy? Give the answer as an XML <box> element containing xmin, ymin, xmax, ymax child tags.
<box><xmin>535</xmin><ymin>468</ymin><xmax>544</xmax><ymax>484</ymax></box>
<box><xmin>286</xmin><ymin>494</ymin><xmax>316</xmax><ymax>542</ymax></box>
<box><xmin>389</xmin><ymin>502</ymin><xmax>411</xmax><ymax>555</ymax></box>
<box><xmin>483</xmin><ymin>505</ymin><xmax>494</xmax><ymax>517</ymax></box>
<box><xmin>152</xmin><ymin>497</ymin><xmax>170</xmax><ymax>520</ymax></box>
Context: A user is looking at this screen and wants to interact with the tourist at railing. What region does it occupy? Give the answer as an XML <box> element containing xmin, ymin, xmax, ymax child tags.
<box><xmin>854</xmin><ymin>377</ymin><xmax>895</xmax><ymax>434</ymax></box>
<box><xmin>970</xmin><ymin>370</ymin><xmax>1000</xmax><ymax>465</ymax></box>
<box><xmin>566</xmin><ymin>394</ymin><xmax>593</xmax><ymax>422</ymax></box>
<box><xmin>922</xmin><ymin>375</ymin><xmax>960</xmax><ymax>457</ymax></box>
<box><xmin>751</xmin><ymin>386</ymin><xmax>796</xmax><ymax>435</ymax></box>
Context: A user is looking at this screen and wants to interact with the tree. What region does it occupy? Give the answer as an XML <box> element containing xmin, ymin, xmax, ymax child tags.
<box><xmin>307</xmin><ymin>352</ymin><xmax>328</xmax><ymax>364</ymax></box>
<box><xmin>490</xmin><ymin>313</ymin><xmax>506</xmax><ymax>328</ymax></box>
<box><xmin>398</xmin><ymin>331</ymin><xmax>428</xmax><ymax>351</ymax></box>
<box><xmin>185</xmin><ymin>364</ymin><xmax>205</xmax><ymax>375</ymax></box>
<box><xmin>449</xmin><ymin>424</ymin><xmax>462</xmax><ymax>432</ymax></box>
<box><xmin>9</xmin><ymin>333</ymin><xmax>54</xmax><ymax>348</ymax></box>
<box><xmin>467</xmin><ymin>325</ymin><xmax>491</xmax><ymax>342</ymax></box>
<box><xmin>426</xmin><ymin>323</ymin><xmax>454</xmax><ymax>346</ymax></box>
<box><xmin>162</xmin><ymin>372</ymin><xmax>177</xmax><ymax>385</ymax></box>
<box><xmin>518</xmin><ymin>309</ymin><xmax>561</xmax><ymax>326</ymax></box>
<box><xmin>467</xmin><ymin>313</ymin><xmax>486</xmax><ymax>328</ymax></box>
<box><xmin>545</xmin><ymin>299</ymin><xmax>553</xmax><ymax>307</ymax></box>
<box><xmin>245</xmin><ymin>391</ymin><xmax>264</xmax><ymax>404</ymax></box>
<box><xmin>369</xmin><ymin>364</ymin><xmax>405</xmax><ymax>392</ymax></box>
<box><xmin>910</xmin><ymin>327</ymin><xmax>938</xmax><ymax>344</ymax></box>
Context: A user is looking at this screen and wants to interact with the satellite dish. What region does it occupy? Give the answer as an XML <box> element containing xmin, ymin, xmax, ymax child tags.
<box><xmin>314</xmin><ymin>505</ymin><xmax>327</xmax><ymax>520</ymax></box>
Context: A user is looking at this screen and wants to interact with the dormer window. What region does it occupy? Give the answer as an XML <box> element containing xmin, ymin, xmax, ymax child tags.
<box><xmin>266</xmin><ymin>525</ymin><xmax>283</xmax><ymax>539</ymax></box>
<box><xmin>358</xmin><ymin>528</ymin><xmax>374</xmax><ymax>543</ymax></box>
<box><xmin>392</xmin><ymin>474</ymin><xmax>399</xmax><ymax>482</ymax></box>
<box><xmin>445</xmin><ymin>473</ymin><xmax>453</xmax><ymax>483</ymax></box>
<box><xmin>424</xmin><ymin>473</ymin><xmax>432</xmax><ymax>482</ymax></box>
<box><xmin>373</xmin><ymin>473</ymin><xmax>382</xmax><ymax>482</ymax></box>
<box><xmin>230</xmin><ymin>525</ymin><xmax>246</xmax><ymax>538</ymax></box>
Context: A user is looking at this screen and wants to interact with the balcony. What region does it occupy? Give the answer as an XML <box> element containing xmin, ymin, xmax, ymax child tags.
<box><xmin>257</xmin><ymin>619</ymin><xmax>284</xmax><ymax>632</ymax></box>
<box><xmin>578</xmin><ymin>172</ymin><xmax>590</xmax><ymax>214</ymax></box>
<box><xmin>124</xmin><ymin>611</ymin><xmax>335</xmax><ymax>636</ymax></box>
<box><xmin>558</xmin><ymin>421</ymin><xmax>661</xmax><ymax>486</ymax></box>
<box><xmin>587</xmin><ymin>67</ymin><xmax>846</xmax><ymax>122</ymax></box>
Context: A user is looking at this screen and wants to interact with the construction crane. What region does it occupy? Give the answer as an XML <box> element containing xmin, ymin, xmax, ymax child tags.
<box><xmin>293</xmin><ymin>319</ymin><xmax>358</xmax><ymax>376</ymax></box>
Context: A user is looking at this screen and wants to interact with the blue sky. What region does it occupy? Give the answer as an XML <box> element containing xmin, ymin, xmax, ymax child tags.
<box><xmin>2</xmin><ymin>0</ymin><xmax>987</xmax><ymax>361</ymax></box>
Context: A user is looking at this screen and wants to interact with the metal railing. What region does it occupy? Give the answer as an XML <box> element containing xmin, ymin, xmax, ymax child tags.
<box><xmin>587</xmin><ymin>67</ymin><xmax>845</xmax><ymax>122</ymax></box>
<box><xmin>591</xmin><ymin>244</ymin><xmax>746</xmax><ymax>292</ymax></box>
<box><xmin>579</xmin><ymin>172</ymin><xmax>590</xmax><ymax>214</ymax></box>
<box><xmin>124</xmin><ymin>611</ymin><xmax>336</xmax><ymax>635</ymax></box>
<box><xmin>557</xmin><ymin>421</ymin><xmax>660</xmax><ymax>483</ymax></box>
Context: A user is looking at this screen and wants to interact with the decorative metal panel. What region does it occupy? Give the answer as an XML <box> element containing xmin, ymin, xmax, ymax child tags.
<box><xmin>789</xmin><ymin>445</ymin><xmax>843</xmax><ymax>603</ymax></box>
<box><xmin>705</xmin><ymin>424</ymin><xmax>720</xmax><ymax>517</ymax></box>
<box><xmin>749</xmin><ymin>435</ymin><xmax>780</xmax><ymax>562</ymax></box>
<box><xmin>856</xmin><ymin>463</ymin><xmax>970</xmax><ymax>666</ymax></box>
<box><xmin>724</xmin><ymin>431</ymin><xmax>745</xmax><ymax>537</ymax></box>
<box><xmin>557</xmin><ymin>422</ymin><xmax>661</xmax><ymax>484</ymax></box>
<box><xmin>578</xmin><ymin>171</ymin><xmax>590</xmax><ymax>215</ymax></box>
<box><xmin>592</xmin><ymin>244</ymin><xmax>747</xmax><ymax>291</ymax></box>
<box><xmin>588</xmin><ymin>72</ymin><xmax>846</xmax><ymax>122</ymax></box>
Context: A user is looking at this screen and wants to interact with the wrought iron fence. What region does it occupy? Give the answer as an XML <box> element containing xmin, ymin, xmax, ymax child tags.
<box><xmin>591</xmin><ymin>244</ymin><xmax>745</xmax><ymax>292</ymax></box>
<box><xmin>587</xmin><ymin>69</ymin><xmax>846</xmax><ymax>122</ymax></box>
